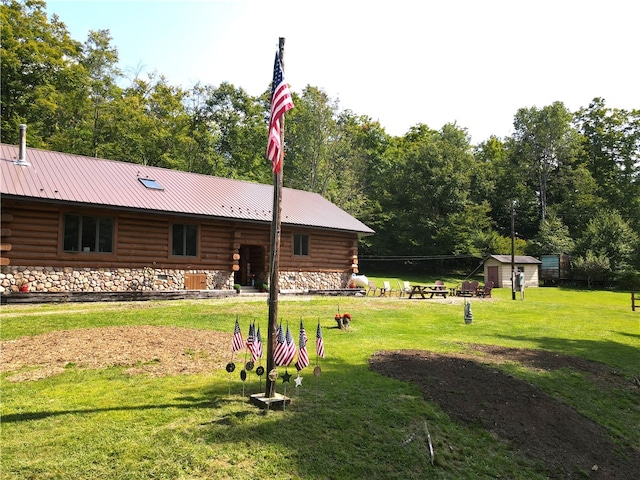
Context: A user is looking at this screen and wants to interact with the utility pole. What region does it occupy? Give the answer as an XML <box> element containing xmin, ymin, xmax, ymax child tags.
<box><xmin>511</xmin><ymin>199</ymin><xmax>516</xmax><ymax>301</ymax></box>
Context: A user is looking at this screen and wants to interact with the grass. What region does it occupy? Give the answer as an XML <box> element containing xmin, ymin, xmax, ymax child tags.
<box><xmin>1</xmin><ymin>285</ymin><xmax>639</xmax><ymax>479</ymax></box>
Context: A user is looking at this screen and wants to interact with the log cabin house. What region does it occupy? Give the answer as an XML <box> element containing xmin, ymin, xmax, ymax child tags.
<box><xmin>0</xmin><ymin>133</ymin><xmax>374</xmax><ymax>295</ymax></box>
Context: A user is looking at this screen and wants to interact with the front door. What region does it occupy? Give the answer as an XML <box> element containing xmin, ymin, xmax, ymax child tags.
<box><xmin>234</xmin><ymin>245</ymin><xmax>266</xmax><ymax>286</ymax></box>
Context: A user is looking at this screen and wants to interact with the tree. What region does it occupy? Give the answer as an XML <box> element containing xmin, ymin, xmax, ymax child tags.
<box><xmin>527</xmin><ymin>214</ymin><xmax>574</xmax><ymax>257</ymax></box>
<box><xmin>285</xmin><ymin>86</ymin><xmax>339</xmax><ymax>194</ymax></box>
<box><xmin>1</xmin><ymin>0</ymin><xmax>84</xmax><ymax>146</ymax></box>
<box><xmin>575</xmin><ymin>210</ymin><xmax>638</xmax><ymax>275</ymax></box>
<box><xmin>571</xmin><ymin>250</ymin><xmax>611</xmax><ymax>288</ymax></box>
<box><xmin>201</xmin><ymin>82</ymin><xmax>270</xmax><ymax>183</ymax></box>
<box><xmin>511</xmin><ymin>102</ymin><xmax>581</xmax><ymax>225</ymax></box>
<box><xmin>575</xmin><ymin>98</ymin><xmax>640</xmax><ymax>235</ymax></box>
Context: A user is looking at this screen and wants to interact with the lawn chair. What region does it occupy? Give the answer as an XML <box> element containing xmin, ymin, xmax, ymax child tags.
<box><xmin>397</xmin><ymin>281</ymin><xmax>411</xmax><ymax>297</ymax></box>
<box><xmin>367</xmin><ymin>281</ymin><xmax>379</xmax><ymax>296</ymax></box>
<box><xmin>382</xmin><ymin>281</ymin><xmax>396</xmax><ymax>297</ymax></box>
<box><xmin>460</xmin><ymin>281</ymin><xmax>474</xmax><ymax>296</ymax></box>
<box><xmin>477</xmin><ymin>281</ymin><xmax>493</xmax><ymax>298</ymax></box>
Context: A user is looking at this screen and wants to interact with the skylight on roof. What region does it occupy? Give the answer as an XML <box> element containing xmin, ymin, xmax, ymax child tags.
<box><xmin>138</xmin><ymin>177</ymin><xmax>164</xmax><ymax>190</ymax></box>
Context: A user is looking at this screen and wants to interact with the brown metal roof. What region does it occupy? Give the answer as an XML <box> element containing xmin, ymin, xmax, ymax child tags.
<box><xmin>487</xmin><ymin>255</ymin><xmax>541</xmax><ymax>264</ymax></box>
<box><xmin>0</xmin><ymin>144</ymin><xmax>374</xmax><ymax>235</ymax></box>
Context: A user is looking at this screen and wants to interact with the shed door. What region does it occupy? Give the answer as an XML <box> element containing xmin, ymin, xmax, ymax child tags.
<box><xmin>487</xmin><ymin>266</ymin><xmax>499</xmax><ymax>288</ymax></box>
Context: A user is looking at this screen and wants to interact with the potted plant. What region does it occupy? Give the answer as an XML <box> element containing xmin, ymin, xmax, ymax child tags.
<box><xmin>233</xmin><ymin>283</ymin><xmax>241</xmax><ymax>294</ymax></box>
<box><xmin>259</xmin><ymin>282</ymin><xmax>268</xmax><ymax>293</ymax></box>
<box><xmin>16</xmin><ymin>278</ymin><xmax>29</xmax><ymax>292</ymax></box>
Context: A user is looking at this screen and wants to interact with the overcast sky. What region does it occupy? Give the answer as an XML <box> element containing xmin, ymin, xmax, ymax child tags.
<box><xmin>46</xmin><ymin>0</ymin><xmax>639</xmax><ymax>143</ymax></box>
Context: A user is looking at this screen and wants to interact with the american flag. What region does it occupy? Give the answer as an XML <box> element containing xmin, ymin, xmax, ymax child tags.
<box><xmin>231</xmin><ymin>316</ymin><xmax>244</xmax><ymax>353</ymax></box>
<box><xmin>255</xmin><ymin>324</ymin><xmax>263</xmax><ymax>360</ymax></box>
<box><xmin>283</xmin><ymin>323</ymin><xmax>297</xmax><ymax>366</ymax></box>
<box><xmin>246</xmin><ymin>322</ymin><xmax>259</xmax><ymax>363</ymax></box>
<box><xmin>273</xmin><ymin>323</ymin><xmax>287</xmax><ymax>366</ymax></box>
<box><xmin>266</xmin><ymin>51</ymin><xmax>294</xmax><ymax>174</ymax></box>
<box><xmin>316</xmin><ymin>322</ymin><xmax>325</xmax><ymax>358</ymax></box>
<box><xmin>295</xmin><ymin>320</ymin><xmax>309</xmax><ymax>370</ymax></box>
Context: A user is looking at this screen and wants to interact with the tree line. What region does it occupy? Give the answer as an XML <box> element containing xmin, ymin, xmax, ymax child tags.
<box><xmin>2</xmin><ymin>0</ymin><xmax>639</xmax><ymax>287</ymax></box>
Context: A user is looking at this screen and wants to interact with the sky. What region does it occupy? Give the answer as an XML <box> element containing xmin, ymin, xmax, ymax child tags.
<box><xmin>46</xmin><ymin>0</ymin><xmax>639</xmax><ymax>144</ymax></box>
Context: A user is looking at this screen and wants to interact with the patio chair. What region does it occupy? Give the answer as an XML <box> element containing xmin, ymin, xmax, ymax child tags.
<box><xmin>382</xmin><ymin>281</ymin><xmax>396</xmax><ymax>297</ymax></box>
<box><xmin>477</xmin><ymin>281</ymin><xmax>493</xmax><ymax>298</ymax></box>
<box><xmin>397</xmin><ymin>280</ymin><xmax>411</xmax><ymax>297</ymax></box>
<box><xmin>367</xmin><ymin>281</ymin><xmax>379</xmax><ymax>296</ymax></box>
<box><xmin>460</xmin><ymin>281</ymin><xmax>474</xmax><ymax>296</ymax></box>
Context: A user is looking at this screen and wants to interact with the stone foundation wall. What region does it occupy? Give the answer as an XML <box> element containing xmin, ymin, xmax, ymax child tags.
<box><xmin>0</xmin><ymin>267</ymin><xmax>350</xmax><ymax>293</ymax></box>
<box><xmin>279</xmin><ymin>271</ymin><xmax>350</xmax><ymax>291</ymax></box>
<box><xmin>0</xmin><ymin>266</ymin><xmax>235</xmax><ymax>293</ymax></box>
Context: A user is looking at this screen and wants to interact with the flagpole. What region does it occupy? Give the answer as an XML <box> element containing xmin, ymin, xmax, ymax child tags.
<box><xmin>266</xmin><ymin>37</ymin><xmax>286</xmax><ymax>398</ymax></box>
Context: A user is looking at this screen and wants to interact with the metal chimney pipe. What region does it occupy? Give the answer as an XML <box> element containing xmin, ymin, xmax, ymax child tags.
<box><xmin>15</xmin><ymin>124</ymin><xmax>29</xmax><ymax>166</ymax></box>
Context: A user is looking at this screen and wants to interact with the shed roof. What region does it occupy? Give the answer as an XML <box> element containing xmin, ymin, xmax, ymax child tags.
<box><xmin>486</xmin><ymin>255</ymin><xmax>541</xmax><ymax>264</ymax></box>
<box><xmin>1</xmin><ymin>144</ymin><xmax>374</xmax><ymax>235</ymax></box>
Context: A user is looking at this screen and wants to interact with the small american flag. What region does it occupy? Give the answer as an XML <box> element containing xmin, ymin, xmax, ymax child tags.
<box><xmin>273</xmin><ymin>323</ymin><xmax>287</xmax><ymax>366</ymax></box>
<box><xmin>255</xmin><ymin>325</ymin><xmax>263</xmax><ymax>360</ymax></box>
<box><xmin>283</xmin><ymin>323</ymin><xmax>297</xmax><ymax>366</ymax></box>
<box><xmin>295</xmin><ymin>320</ymin><xmax>309</xmax><ymax>370</ymax></box>
<box><xmin>231</xmin><ymin>316</ymin><xmax>244</xmax><ymax>353</ymax></box>
<box><xmin>316</xmin><ymin>322</ymin><xmax>325</xmax><ymax>358</ymax></box>
<box><xmin>246</xmin><ymin>322</ymin><xmax>259</xmax><ymax>363</ymax></box>
<box><xmin>266</xmin><ymin>51</ymin><xmax>294</xmax><ymax>174</ymax></box>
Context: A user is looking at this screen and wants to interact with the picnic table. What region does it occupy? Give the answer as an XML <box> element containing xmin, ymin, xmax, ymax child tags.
<box><xmin>408</xmin><ymin>284</ymin><xmax>448</xmax><ymax>299</ymax></box>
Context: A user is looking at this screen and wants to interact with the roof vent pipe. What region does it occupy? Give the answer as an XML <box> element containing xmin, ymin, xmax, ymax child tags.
<box><xmin>15</xmin><ymin>124</ymin><xmax>30</xmax><ymax>166</ymax></box>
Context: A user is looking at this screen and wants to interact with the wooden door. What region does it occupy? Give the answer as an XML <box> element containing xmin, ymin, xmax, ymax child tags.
<box><xmin>184</xmin><ymin>273</ymin><xmax>206</xmax><ymax>290</ymax></box>
<box><xmin>487</xmin><ymin>266</ymin><xmax>499</xmax><ymax>288</ymax></box>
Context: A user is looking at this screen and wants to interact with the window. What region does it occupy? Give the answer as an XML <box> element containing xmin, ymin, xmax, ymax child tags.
<box><xmin>63</xmin><ymin>214</ymin><xmax>113</xmax><ymax>253</ymax></box>
<box><xmin>138</xmin><ymin>177</ymin><xmax>164</xmax><ymax>190</ymax></box>
<box><xmin>293</xmin><ymin>234</ymin><xmax>309</xmax><ymax>256</ymax></box>
<box><xmin>172</xmin><ymin>224</ymin><xmax>197</xmax><ymax>256</ymax></box>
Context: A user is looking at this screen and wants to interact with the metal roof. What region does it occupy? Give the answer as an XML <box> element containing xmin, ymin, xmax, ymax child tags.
<box><xmin>487</xmin><ymin>255</ymin><xmax>542</xmax><ymax>264</ymax></box>
<box><xmin>0</xmin><ymin>144</ymin><xmax>374</xmax><ymax>235</ymax></box>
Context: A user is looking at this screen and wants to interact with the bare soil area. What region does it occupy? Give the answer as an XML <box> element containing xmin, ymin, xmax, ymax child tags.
<box><xmin>1</xmin><ymin>326</ymin><xmax>230</xmax><ymax>381</ymax></box>
<box><xmin>370</xmin><ymin>347</ymin><xmax>640</xmax><ymax>480</ymax></box>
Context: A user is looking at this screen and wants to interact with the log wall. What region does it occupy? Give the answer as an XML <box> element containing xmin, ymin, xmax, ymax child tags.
<box><xmin>0</xmin><ymin>199</ymin><xmax>361</xmax><ymax>293</ymax></box>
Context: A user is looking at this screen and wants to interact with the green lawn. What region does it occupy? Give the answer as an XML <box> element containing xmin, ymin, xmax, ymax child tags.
<box><xmin>1</xmin><ymin>286</ymin><xmax>638</xmax><ymax>479</ymax></box>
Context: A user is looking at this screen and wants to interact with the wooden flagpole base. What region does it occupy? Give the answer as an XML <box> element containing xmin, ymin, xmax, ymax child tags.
<box><xmin>249</xmin><ymin>392</ymin><xmax>291</xmax><ymax>410</ymax></box>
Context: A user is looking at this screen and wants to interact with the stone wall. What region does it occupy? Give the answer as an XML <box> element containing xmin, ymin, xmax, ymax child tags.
<box><xmin>0</xmin><ymin>266</ymin><xmax>349</xmax><ymax>293</ymax></box>
<box><xmin>0</xmin><ymin>266</ymin><xmax>235</xmax><ymax>293</ymax></box>
<box><xmin>279</xmin><ymin>271</ymin><xmax>350</xmax><ymax>291</ymax></box>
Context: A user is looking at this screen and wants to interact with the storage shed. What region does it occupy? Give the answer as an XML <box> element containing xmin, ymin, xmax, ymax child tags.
<box><xmin>483</xmin><ymin>255</ymin><xmax>542</xmax><ymax>289</ymax></box>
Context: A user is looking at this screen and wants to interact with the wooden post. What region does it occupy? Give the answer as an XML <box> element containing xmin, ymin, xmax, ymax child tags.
<box><xmin>633</xmin><ymin>292</ymin><xmax>637</xmax><ymax>312</ymax></box>
<box><xmin>265</xmin><ymin>37</ymin><xmax>287</xmax><ymax>398</ymax></box>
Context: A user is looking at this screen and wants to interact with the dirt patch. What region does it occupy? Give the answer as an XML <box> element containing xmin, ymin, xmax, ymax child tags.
<box><xmin>370</xmin><ymin>348</ymin><xmax>640</xmax><ymax>480</ymax></box>
<box><xmin>1</xmin><ymin>326</ymin><xmax>231</xmax><ymax>381</ymax></box>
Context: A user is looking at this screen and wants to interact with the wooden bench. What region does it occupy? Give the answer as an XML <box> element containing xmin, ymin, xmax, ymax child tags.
<box><xmin>425</xmin><ymin>289</ymin><xmax>448</xmax><ymax>298</ymax></box>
